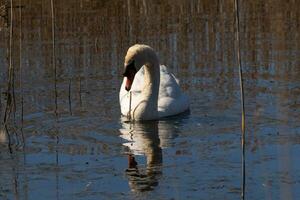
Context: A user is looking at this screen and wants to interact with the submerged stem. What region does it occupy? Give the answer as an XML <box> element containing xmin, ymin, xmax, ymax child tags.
<box><xmin>127</xmin><ymin>91</ymin><xmax>132</xmax><ymax>120</ymax></box>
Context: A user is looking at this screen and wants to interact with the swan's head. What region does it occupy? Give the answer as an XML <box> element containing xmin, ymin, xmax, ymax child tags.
<box><xmin>123</xmin><ymin>44</ymin><xmax>158</xmax><ymax>91</ymax></box>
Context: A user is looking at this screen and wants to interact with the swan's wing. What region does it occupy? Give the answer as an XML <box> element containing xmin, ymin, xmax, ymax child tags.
<box><xmin>158</xmin><ymin>65</ymin><xmax>189</xmax><ymax>116</ymax></box>
<box><xmin>158</xmin><ymin>94</ymin><xmax>189</xmax><ymax>117</ymax></box>
<box><xmin>159</xmin><ymin>65</ymin><xmax>181</xmax><ymax>98</ymax></box>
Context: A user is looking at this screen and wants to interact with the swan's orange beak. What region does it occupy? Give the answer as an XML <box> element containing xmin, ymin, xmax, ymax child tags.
<box><xmin>123</xmin><ymin>61</ymin><xmax>136</xmax><ymax>91</ymax></box>
<box><xmin>124</xmin><ymin>70</ymin><xmax>135</xmax><ymax>91</ymax></box>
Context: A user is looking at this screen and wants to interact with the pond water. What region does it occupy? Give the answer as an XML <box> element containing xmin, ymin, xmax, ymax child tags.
<box><xmin>0</xmin><ymin>0</ymin><xmax>300</xmax><ymax>199</ymax></box>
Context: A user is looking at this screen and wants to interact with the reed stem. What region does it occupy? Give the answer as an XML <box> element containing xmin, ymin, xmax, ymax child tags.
<box><xmin>19</xmin><ymin>0</ymin><xmax>23</xmax><ymax>124</ymax></box>
<box><xmin>68</xmin><ymin>78</ymin><xmax>72</xmax><ymax>115</ymax></box>
<box><xmin>50</xmin><ymin>0</ymin><xmax>57</xmax><ymax>116</ymax></box>
<box><xmin>128</xmin><ymin>91</ymin><xmax>132</xmax><ymax>120</ymax></box>
<box><xmin>79</xmin><ymin>76</ymin><xmax>82</xmax><ymax>107</ymax></box>
<box><xmin>234</xmin><ymin>0</ymin><xmax>246</xmax><ymax>199</ymax></box>
<box><xmin>19</xmin><ymin>0</ymin><xmax>25</xmax><ymax>148</ymax></box>
<box><xmin>10</xmin><ymin>0</ymin><xmax>16</xmax><ymax>123</ymax></box>
<box><xmin>4</xmin><ymin>0</ymin><xmax>14</xmax><ymax>124</ymax></box>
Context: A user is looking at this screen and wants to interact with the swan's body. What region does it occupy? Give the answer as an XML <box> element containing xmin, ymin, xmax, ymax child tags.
<box><xmin>120</xmin><ymin>65</ymin><xmax>189</xmax><ymax>119</ymax></box>
<box><xmin>119</xmin><ymin>44</ymin><xmax>189</xmax><ymax>120</ymax></box>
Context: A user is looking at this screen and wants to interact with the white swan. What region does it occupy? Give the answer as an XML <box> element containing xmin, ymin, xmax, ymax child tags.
<box><xmin>119</xmin><ymin>44</ymin><xmax>189</xmax><ymax>120</ymax></box>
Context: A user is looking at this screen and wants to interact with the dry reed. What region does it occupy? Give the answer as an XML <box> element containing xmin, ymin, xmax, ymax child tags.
<box><xmin>234</xmin><ymin>0</ymin><xmax>246</xmax><ymax>199</ymax></box>
<box><xmin>19</xmin><ymin>0</ymin><xmax>23</xmax><ymax>124</ymax></box>
<box><xmin>4</xmin><ymin>0</ymin><xmax>14</xmax><ymax>125</ymax></box>
<box><xmin>19</xmin><ymin>0</ymin><xmax>25</xmax><ymax>148</ymax></box>
<box><xmin>50</xmin><ymin>0</ymin><xmax>58</xmax><ymax>116</ymax></box>
<box><xmin>79</xmin><ymin>76</ymin><xmax>82</xmax><ymax>107</ymax></box>
<box><xmin>68</xmin><ymin>78</ymin><xmax>72</xmax><ymax>115</ymax></box>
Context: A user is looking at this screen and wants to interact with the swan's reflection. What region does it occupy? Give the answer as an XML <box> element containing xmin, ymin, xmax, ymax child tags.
<box><xmin>119</xmin><ymin>118</ymin><xmax>180</xmax><ymax>192</ymax></box>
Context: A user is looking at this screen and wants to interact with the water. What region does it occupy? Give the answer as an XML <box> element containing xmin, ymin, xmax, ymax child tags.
<box><xmin>0</xmin><ymin>0</ymin><xmax>300</xmax><ymax>199</ymax></box>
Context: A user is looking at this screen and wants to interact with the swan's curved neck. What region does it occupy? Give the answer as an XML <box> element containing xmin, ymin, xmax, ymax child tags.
<box><xmin>143</xmin><ymin>61</ymin><xmax>160</xmax><ymax>100</ymax></box>
<box><xmin>133</xmin><ymin>57</ymin><xmax>160</xmax><ymax>120</ymax></box>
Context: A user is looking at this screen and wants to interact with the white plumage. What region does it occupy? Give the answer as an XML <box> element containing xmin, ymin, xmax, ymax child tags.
<box><xmin>119</xmin><ymin>65</ymin><xmax>189</xmax><ymax>119</ymax></box>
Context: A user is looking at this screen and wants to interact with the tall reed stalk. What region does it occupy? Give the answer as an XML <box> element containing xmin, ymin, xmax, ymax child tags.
<box><xmin>4</xmin><ymin>0</ymin><xmax>14</xmax><ymax>125</ymax></box>
<box><xmin>234</xmin><ymin>0</ymin><xmax>246</xmax><ymax>199</ymax></box>
<box><xmin>19</xmin><ymin>0</ymin><xmax>25</xmax><ymax>148</ymax></box>
<box><xmin>50</xmin><ymin>0</ymin><xmax>57</xmax><ymax>116</ymax></box>
<box><xmin>79</xmin><ymin>76</ymin><xmax>82</xmax><ymax>107</ymax></box>
<box><xmin>19</xmin><ymin>0</ymin><xmax>23</xmax><ymax>124</ymax></box>
<box><xmin>68</xmin><ymin>78</ymin><xmax>72</xmax><ymax>115</ymax></box>
<box><xmin>11</xmin><ymin>3</ymin><xmax>16</xmax><ymax>124</ymax></box>
<box><xmin>10</xmin><ymin>0</ymin><xmax>16</xmax><ymax>123</ymax></box>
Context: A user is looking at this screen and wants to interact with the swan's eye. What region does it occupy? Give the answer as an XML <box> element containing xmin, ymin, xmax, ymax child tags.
<box><xmin>123</xmin><ymin>60</ymin><xmax>136</xmax><ymax>77</ymax></box>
